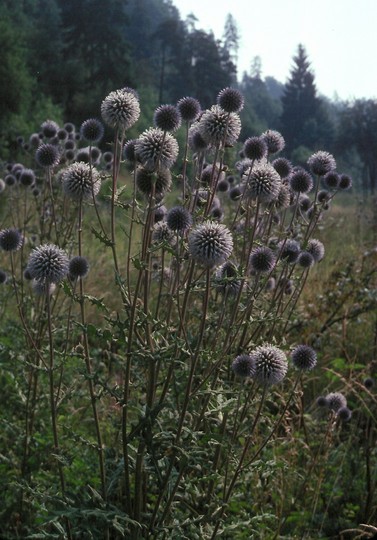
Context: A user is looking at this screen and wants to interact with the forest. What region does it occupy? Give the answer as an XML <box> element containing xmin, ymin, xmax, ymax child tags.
<box><xmin>1</xmin><ymin>0</ymin><xmax>377</xmax><ymax>194</ymax></box>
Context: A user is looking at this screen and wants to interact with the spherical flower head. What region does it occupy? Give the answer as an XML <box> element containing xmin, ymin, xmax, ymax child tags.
<box><xmin>275</xmin><ymin>183</ymin><xmax>292</xmax><ymax>210</ymax></box>
<box><xmin>4</xmin><ymin>174</ymin><xmax>16</xmax><ymax>186</ymax></box>
<box><xmin>272</xmin><ymin>157</ymin><xmax>293</xmax><ymax>179</ymax></box>
<box><xmin>80</xmin><ymin>118</ymin><xmax>104</xmax><ymax>143</ymax></box>
<box><xmin>177</xmin><ymin>96</ymin><xmax>201</xmax><ymax>122</ymax></box>
<box><xmin>188</xmin><ymin>126</ymin><xmax>209</xmax><ymax>152</ymax></box>
<box><xmin>154</xmin><ymin>204</ymin><xmax>167</xmax><ymax>222</ymax></box>
<box><xmin>317</xmin><ymin>190</ymin><xmax>330</xmax><ymax>203</ymax></box>
<box><xmin>364</xmin><ymin>377</ymin><xmax>374</xmax><ymax>389</ymax></box>
<box><xmin>291</xmin><ymin>344</ymin><xmax>317</xmax><ymax>371</ymax></box>
<box><xmin>35</xmin><ymin>143</ymin><xmax>61</xmax><ymax>168</ymax></box>
<box><xmin>307</xmin><ymin>151</ymin><xmax>336</xmax><ymax>176</ymax></box>
<box><xmin>244</xmin><ymin>163</ymin><xmax>281</xmax><ymax>203</ymax></box>
<box><xmin>32</xmin><ymin>278</ymin><xmax>56</xmax><ymax>296</ymax></box>
<box><xmin>152</xmin><ymin>221</ymin><xmax>176</xmax><ymax>246</ymax></box>
<box><xmin>136</xmin><ymin>166</ymin><xmax>172</xmax><ymax>199</ymax></box>
<box><xmin>61</xmin><ymin>162</ymin><xmax>101</xmax><ymax>200</ymax></box>
<box><xmin>20</xmin><ymin>168</ymin><xmax>36</xmax><ymax>187</ymax></box>
<box><xmin>30</xmin><ymin>133</ymin><xmax>41</xmax><ymax>147</ymax></box>
<box><xmin>323</xmin><ymin>171</ymin><xmax>340</xmax><ymax>191</ymax></box>
<box><xmin>57</xmin><ymin>128</ymin><xmax>68</xmax><ymax>141</ymax></box>
<box><xmin>316</xmin><ymin>396</ymin><xmax>328</xmax><ymax>407</ymax></box>
<box><xmin>0</xmin><ymin>228</ymin><xmax>23</xmax><ymax>252</ymax></box>
<box><xmin>337</xmin><ymin>406</ymin><xmax>352</xmax><ymax>422</ymax></box>
<box><xmin>297</xmin><ymin>251</ymin><xmax>315</xmax><ymax>268</ymax></box>
<box><xmin>249</xmin><ymin>246</ymin><xmax>276</xmax><ymax>274</ymax></box>
<box><xmin>250</xmin><ymin>345</ymin><xmax>288</xmax><ymax>386</ymax></box>
<box><xmin>103</xmin><ymin>151</ymin><xmax>113</xmax><ymax>164</ymax></box>
<box><xmin>279</xmin><ymin>239</ymin><xmax>301</xmax><ymax>264</ymax></box>
<box><xmin>217</xmin><ymin>87</ymin><xmax>244</xmax><ymax>113</ymax></box>
<box><xmin>290</xmin><ymin>168</ymin><xmax>313</xmax><ymax>194</ymax></box>
<box><xmin>306</xmin><ymin>239</ymin><xmax>325</xmax><ymax>262</ymax></box>
<box><xmin>135</xmin><ymin>128</ymin><xmax>179</xmax><ymax>171</ymax></box>
<box><xmin>262</xmin><ymin>130</ymin><xmax>285</xmax><ymax>154</ymax></box>
<box><xmin>64</xmin><ymin>122</ymin><xmax>75</xmax><ymax>133</ymax></box>
<box><xmin>243</xmin><ymin>136</ymin><xmax>267</xmax><ymax>161</ymax></box>
<box><xmin>326</xmin><ymin>392</ymin><xmax>347</xmax><ymax>412</ymax></box>
<box><xmin>123</xmin><ymin>139</ymin><xmax>137</xmax><ymax>162</ymax></box>
<box><xmin>217</xmin><ymin>179</ymin><xmax>229</xmax><ymax>192</ymax></box>
<box><xmin>198</xmin><ymin>105</ymin><xmax>241</xmax><ymax>146</ymax></box>
<box><xmin>0</xmin><ymin>269</ymin><xmax>7</xmax><ymax>284</ymax></box>
<box><xmin>166</xmin><ymin>206</ymin><xmax>193</xmax><ymax>234</ymax></box>
<box><xmin>299</xmin><ymin>194</ymin><xmax>311</xmax><ymax>212</ymax></box>
<box><xmin>41</xmin><ymin>119</ymin><xmax>59</xmax><ymax>138</ymax></box>
<box><xmin>27</xmin><ymin>243</ymin><xmax>69</xmax><ymax>283</ymax></box>
<box><xmin>339</xmin><ymin>174</ymin><xmax>352</xmax><ymax>190</ymax></box>
<box><xmin>101</xmin><ymin>89</ymin><xmax>140</xmax><ymax>130</ymax></box>
<box><xmin>188</xmin><ymin>221</ymin><xmax>233</xmax><ymax>267</ymax></box>
<box><xmin>154</xmin><ymin>104</ymin><xmax>181</xmax><ymax>132</ymax></box>
<box><xmin>232</xmin><ymin>354</ymin><xmax>255</xmax><ymax>378</ymax></box>
<box><xmin>229</xmin><ymin>185</ymin><xmax>242</xmax><ymax>201</ymax></box>
<box><xmin>69</xmin><ymin>256</ymin><xmax>90</xmax><ymax>279</ymax></box>
<box><xmin>214</xmin><ymin>261</ymin><xmax>241</xmax><ymax>296</ymax></box>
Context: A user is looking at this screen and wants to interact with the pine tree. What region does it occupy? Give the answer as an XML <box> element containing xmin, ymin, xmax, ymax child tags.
<box><xmin>280</xmin><ymin>44</ymin><xmax>319</xmax><ymax>153</ymax></box>
<box><xmin>223</xmin><ymin>13</ymin><xmax>239</xmax><ymax>80</ymax></box>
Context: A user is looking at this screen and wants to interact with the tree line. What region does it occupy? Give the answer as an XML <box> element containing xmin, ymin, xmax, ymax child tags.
<box><xmin>1</xmin><ymin>0</ymin><xmax>376</xmax><ymax>192</ymax></box>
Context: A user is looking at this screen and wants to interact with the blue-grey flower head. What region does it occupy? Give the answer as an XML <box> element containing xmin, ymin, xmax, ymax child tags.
<box><xmin>306</xmin><ymin>239</ymin><xmax>325</xmax><ymax>262</ymax></box>
<box><xmin>198</xmin><ymin>105</ymin><xmax>241</xmax><ymax>146</ymax></box>
<box><xmin>35</xmin><ymin>143</ymin><xmax>61</xmax><ymax>168</ymax></box>
<box><xmin>249</xmin><ymin>246</ymin><xmax>276</xmax><ymax>274</ymax></box>
<box><xmin>166</xmin><ymin>206</ymin><xmax>192</xmax><ymax>233</ymax></box>
<box><xmin>135</xmin><ymin>128</ymin><xmax>179</xmax><ymax>171</ymax></box>
<box><xmin>214</xmin><ymin>261</ymin><xmax>241</xmax><ymax>296</ymax></box>
<box><xmin>291</xmin><ymin>344</ymin><xmax>317</xmax><ymax>371</ymax></box>
<box><xmin>243</xmin><ymin>136</ymin><xmax>268</xmax><ymax>161</ymax></box>
<box><xmin>69</xmin><ymin>256</ymin><xmax>90</xmax><ymax>279</ymax></box>
<box><xmin>101</xmin><ymin>89</ymin><xmax>140</xmax><ymax>130</ymax></box>
<box><xmin>136</xmin><ymin>166</ymin><xmax>172</xmax><ymax>198</ymax></box>
<box><xmin>217</xmin><ymin>87</ymin><xmax>244</xmax><ymax>113</ymax></box>
<box><xmin>307</xmin><ymin>151</ymin><xmax>336</xmax><ymax>176</ymax></box>
<box><xmin>290</xmin><ymin>168</ymin><xmax>313</xmax><ymax>194</ymax></box>
<box><xmin>279</xmin><ymin>239</ymin><xmax>301</xmax><ymax>264</ymax></box>
<box><xmin>177</xmin><ymin>96</ymin><xmax>201</xmax><ymax>122</ymax></box>
<box><xmin>154</xmin><ymin>104</ymin><xmax>181</xmax><ymax>132</ymax></box>
<box><xmin>326</xmin><ymin>392</ymin><xmax>347</xmax><ymax>412</ymax></box>
<box><xmin>251</xmin><ymin>345</ymin><xmax>288</xmax><ymax>386</ymax></box>
<box><xmin>27</xmin><ymin>243</ymin><xmax>69</xmax><ymax>283</ymax></box>
<box><xmin>41</xmin><ymin>119</ymin><xmax>59</xmax><ymax>138</ymax></box>
<box><xmin>232</xmin><ymin>354</ymin><xmax>255</xmax><ymax>378</ymax></box>
<box><xmin>244</xmin><ymin>163</ymin><xmax>282</xmax><ymax>203</ymax></box>
<box><xmin>272</xmin><ymin>157</ymin><xmax>293</xmax><ymax>179</ymax></box>
<box><xmin>61</xmin><ymin>162</ymin><xmax>101</xmax><ymax>200</ymax></box>
<box><xmin>152</xmin><ymin>221</ymin><xmax>176</xmax><ymax>246</ymax></box>
<box><xmin>262</xmin><ymin>130</ymin><xmax>285</xmax><ymax>154</ymax></box>
<box><xmin>337</xmin><ymin>406</ymin><xmax>352</xmax><ymax>422</ymax></box>
<box><xmin>0</xmin><ymin>228</ymin><xmax>23</xmax><ymax>252</ymax></box>
<box><xmin>188</xmin><ymin>221</ymin><xmax>233</xmax><ymax>267</ymax></box>
<box><xmin>80</xmin><ymin>118</ymin><xmax>104</xmax><ymax>143</ymax></box>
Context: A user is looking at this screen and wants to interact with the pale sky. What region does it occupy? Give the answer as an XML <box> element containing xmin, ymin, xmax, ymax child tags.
<box><xmin>172</xmin><ymin>0</ymin><xmax>377</xmax><ymax>102</ymax></box>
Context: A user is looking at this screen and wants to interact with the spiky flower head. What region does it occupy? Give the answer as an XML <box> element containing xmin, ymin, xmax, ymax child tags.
<box><xmin>279</xmin><ymin>239</ymin><xmax>301</xmax><ymax>264</ymax></box>
<box><xmin>154</xmin><ymin>204</ymin><xmax>167</xmax><ymax>222</ymax></box>
<box><xmin>337</xmin><ymin>406</ymin><xmax>352</xmax><ymax>422</ymax></box>
<box><xmin>249</xmin><ymin>246</ymin><xmax>276</xmax><ymax>274</ymax></box>
<box><xmin>177</xmin><ymin>96</ymin><xmax>201</xmax><ymax>122</ymax></box>
<box><xmin>61</xmin><ymin>162</ymin><xmax>101</xmax><ymax>200</ymax></box>
<box><xmin>290</xmin><ymin>168</ymin><xmax>313</xmax><ymax>194</ymax></box>
<box><xmin>272</xmin><ymin>157</ymin><xmax>293</xmax><ymax>179</ymax></box>
<box><xmin>316</xmin><ymin>396</ymin><xmax>328</xmax><ymax>407</ymax></box>
<box><xmin>80</xmin><ymin>118</ymin><xmax>104</xmax><ymax>143</ymax></box>
<box><xmin>198</xmin><ymin>105</ymin><xmax>241</xmax><ymax>146</ymax></box>
<box><xmin>299</xmin><ymin>194</ymin><xmax>311</xmax><ymax>212</ymax></box>
<box><xmin>0</xmin><ymin>228</ymin><xmax>23</xmax><ymax>252</ymax></box>
<box><xmin>103</xmin><ymin>151</ymin><xmax>113</xmax><ymax>164</ymax></box>
<box><xmin>275</xmin><ymin>183</ymin><xmax>292</xmax><ymax>210</ymax></box>
<box><xmin>250</xmin><ymin>345</ymin><xmax>288</xmax><ymax>386</ymax></box>
<box><xmin>123</xmin><ymin>139</ymin><xmax>137</xmax><ymax>162</ymax></box>
<box><xmin>20</xmin><ymin>168</ymin><xmax>36</xmax><ymax>187</ymax></box>
<box><xmin>245</xmin><ymin>163</ymin><xmax>281</xmax><ymax>203</ymax></box>
<box><xmin>41</xmin><ymin>119</ymin><xmax>59</xmax><ymax>138</ymax></box>
<box><xmin>188</xmin><ymin>126</ymin><xmax>209</xmax><ymax>152</ymax></box>
<box><xmin>188</xmin><ymin>221</ymin><xmax>233</xmax><ymax>267</ymax></box>
<box><xmin>32</xmin><ymin>278</ymin><xmax>56</xmax><ymax>296</ymax></box>
<box><xmin>323</xmin><ymin>171</ymin><xmax>340</xmax><ymax>191</ymax></box>
<box><xmin>4</xmin><ymin>174</ymin><xmax>16</xmax><ymax>186</ymax></box>
<box><xmin>307</xmin><ymin>151</ymin><xmax>336</xmax><ymax>176</ymax></box>
<box><xmin>262</xmin><ymin>130</ymin><xmax>285</xmax><ymax>154</ymax></box>
<box><xmin>152</xmin><ymin>221</ymin><xmax>176</xmax><ymax>245</ymax></box>
<box><xmin>64</xmin><ymin>122</ymin><xmax>75</xmax><ymax>133</ymax></box>
<box><xmin>135</xmin><ymin>128</ymin><xmax>179</xmax><ymax>171</ymax></box>
<box><xmin>232</xmin><ymin>354</ymin><xmax>255</xmax><ymax>378</ymax></box>
<box><xmin>339</xmin><ymin>174</ymin><xmax>352</xmax><ymax>190</ymax></box>
<box><xmin>364</xmin><ymin>377</ymin><xmax>374</xmax><ymax>389</ymax></box>
<box><xmin>229</xmin><ymin>185</ymin><xmax>243</xmax><ymax>201</ymax></box>
<box><xmin>166</xmin><ymin>206</ymin><xmax>192</xmax><ymax>234</ymax></box>
<box><xmin>243</xmin><ymin>136</ymin><xmax>267</xmax><ymax>161</ymax></box>
<box><xmin>217</xmin><ymin>87</ymin><xmax>244</xmax><ymax>113</ymax></box>
<box><xmin>101</xmin><ymin>88</ymin><xmax>140</xmax><ymax>130</ymax></box>
<box><xmin>291</xmin><ymin>344</ymin><xmax>317</xmax><ymax>371</ymax></box>
<box><xmin>154</xmin><ymin>104</ymin><xmax>181</xmax><ymax>132</ymax></box>
<box><xmin>297</xmin><ymin>251</ymin><xmax>315</xmax><ymax>268</ymax></box>
<box><xmin>27</xmin><ymin>243</ymin><xmax>69</xmax><ymax>283</ymax></box>
<box><xmin>326</xmin><ymin>392</ymin><xmax>347</xmax><ymax>412</ymax></box>
<box><xmin>69</xmin><ymin>256</ymin><xmax>90</xmax><ymax>279</ymax></box>
<box><xmin>214</xmin><ymin>261</ymin><xmax>241</xmax><ymax>296</ymax></box>
<box><xmin>135</xmin><ymin>166</ymin><xmax>172</xmax><ymax>199</ymax></box>
<box><xmin>306</xmin><ymin>239</ymin><xmax>325</xmax><ymax>262</ymax></box>
<box><xmin>35</xmin><ymin>143</ymin><xmax>61</xmax><ymax>168</ymax></box>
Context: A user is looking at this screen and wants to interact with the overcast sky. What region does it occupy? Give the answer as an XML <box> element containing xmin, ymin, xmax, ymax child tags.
<box><xmin>172</xmin><ymin>0</ymin><xmax>377</xmax><ymax>101</ymax></box>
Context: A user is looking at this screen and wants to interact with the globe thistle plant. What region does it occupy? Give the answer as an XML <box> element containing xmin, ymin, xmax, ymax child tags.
<box><xmin>326</xmin><ymin>392</ymin><xmax>347</xmax><ymax>412</ymax></box>
<box><xmin>217</xmin><ymin>87</ymin><xmax>244</xmax><ymax>113</ymax></box>
<box><xmin>290</xmin><ymin>168</ymin><xmax>313</xmax><ymax>194</ymax></box>
<box><xmin>323</xmin><ymin>171</ymin><xmax>340</xmax><ymax>190</ymax></box>
<box><xmin>166</xmin><ymin>206</ymin><xmax>193</xmax><ymax>234</ymax></box>
<box><xmin>262</xmin><ymin>130</ymin><xmax>285</xmax><ymax>154</ymax></box>
<box><xmin>232</xmin><ymin>354</ymin><xmax>255</xmax><ymax>378</ymax></box>
<box><xmin>272</xmin><ymin>157</ymin><xmax>293</xmax><ymax>179</ymax></box>
<box><xmin>279</xmin><ymin>239</ymin><xmax>301</xmax><ymax>264</ymax></box>
<box><xmin>198</xmin><ymin>105</ymin><xmax>241</xmax><ymax>146</ymax></box>
<box><xmin>306</xmin><ymin>239</ymin><xmax>325</xmax><ymax>262</ymax></box>
<box><xmin>41</xmin><ymin>119</ymin><xmax>59</xmax><ymax>138</ymax></box>
<box><xmin>188</xmin><ymin>126</ymin><xmax>209</xmax><ymax>152</ymax></box>
<box><xmin>20</xmin><ymin>168</ymin><xmax>36</xmax><ymax>187</ymax></box>
<box><xmin>307</xmin><ymin>151</ymin><xmax>336</xmax><ymax>176</ymax></box>
<box><xmin>291</xmin><ymin>344</ymin><xmax>317</xmax><ymax>371</ymax></box>
<box><xmin>337</xmin><ymin>406</ymin><xmax>352</xmax><ymax>422</ymax></box>
<box><xmin>297</xmin><ymin>251</ymin><xmax>315</xmax><ymax>268</ymax></box>
<box><xmin>135</xmin><ymin>166</ymin><xmax>172</xmax><ymax>199</ymax></box>
<box><xmin>101</xmin><ymin>88</ymin><xmax>140</xmax><ymax>130</ymax></box>
<box><xmin>214</xmin><ymin>261</ymin><xmax>241</xmax><ymax>296</ymax></box>
<box><xmin>243</xmin><ymin>136</ymin><xmax>267</xmax><ymax>161</ymax></box>
<box><xmin>35</xmin><ymin>143</ymin><xmax>61</xmax><ymax>168</ymax></box>
<box><xmin>250</xmin><ymin>345</ymin><xmax>288</xmax><ymax>386</ymax></box>
<box><xmin>249</xmin><ymin>246</ymin><xmax>276</xmax><ymax>274</ymax></box>
<box><xmin>61</xmin><ymin>162</ymin><xmax>101</xmax><ymax>200</ymax></box>
<box><xmin>27</xmin><ymin>243</ymin><xmax>69</xmax><ymax>283</ymax></box>
<box><xmin>135</xmin><ymin>128</ymin><xmax>179</xmax><ymax>171</ymax></box>
<box><xmin>152</xmin><ymin>221</ymin><xmax>176</xmax><ymax>245</ymax></box>
<box><xmin>0</xmin><ymin>228</ymin><xmax>23</xmax><ymax>252</ymax></box>
<box><xmin>339</xmin><ymin>174</ymin><xmax>352</xmax><ymax>190</ymax></box>
<box><xmin>245</xmin><ymin>163</ymin><xmax>282</xmax><ymax>203</ymax></box>
<box><xmin>32</xmin><ymin>278</ymin><xmax>57</xmax><ymax>296</ymax></box>
<box><xmin>80</xmin><ymin>118</ymin><xmax>104</xmax><ymax>143</ymax></box>
<box><xmin>364</xmin><ymin>377</ymin><xmax>374</xmax><ymax>389</ymax></box>
<box><xmin>177</xmin><ymin>96</ymin><xmax>201</xmax><ymax>122</ymax></box>
<box><xmin>154</xmin><ymin>104</ymin><xmax>181</xmax><ymax>132</ymax></box>
<box><xmin>123</xmin><ymin>139</ymin><xmax>137</xmax><ymax>162</ymax></box>
<box><xmin>69</xmin><ymin>256</ymin><xmax>90</xmax><ymax>279</ymax></box>
<box><xmin>188</xmin><ymin>221</ymin><xmax>233</xmax><ymax>267</ymax></box>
